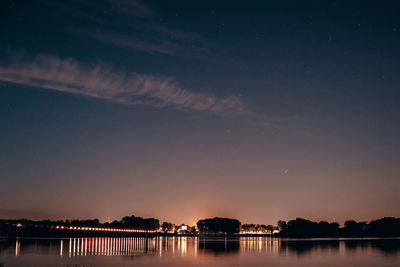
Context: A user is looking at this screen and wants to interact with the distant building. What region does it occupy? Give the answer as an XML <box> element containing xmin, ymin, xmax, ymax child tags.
<box><xmin>176</xmin><ymin>224</ymin><xmax>193</xmax><ymax>234</ymax></box>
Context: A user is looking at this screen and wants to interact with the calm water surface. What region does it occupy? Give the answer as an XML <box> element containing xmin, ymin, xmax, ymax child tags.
<box><xmin>0</xmin><ymin>237</ymin><xmax>399</xmax><ymax>266</ymax></box>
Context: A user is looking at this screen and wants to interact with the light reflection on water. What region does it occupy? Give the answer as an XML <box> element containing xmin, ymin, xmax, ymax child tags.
<box><xmin>1</xmin><ymin>237</ymin><xmax>400</xmax><ymax>266</ymax></box>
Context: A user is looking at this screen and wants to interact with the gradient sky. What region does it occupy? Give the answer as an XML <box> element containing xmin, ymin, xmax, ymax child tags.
<box><xmin>0</xmin><ymin>0</ymin><xmax>399</xmax><ymax>226</ymax></box>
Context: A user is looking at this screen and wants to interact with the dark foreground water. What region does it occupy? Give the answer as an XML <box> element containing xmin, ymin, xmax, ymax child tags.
<box><xmin>1</xmin><ymin>237</ymin><xmax>400</xmax><ymax>266</ymax></box>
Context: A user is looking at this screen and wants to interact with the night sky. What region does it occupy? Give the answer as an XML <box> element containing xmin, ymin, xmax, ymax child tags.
<box><xmin>0</xmin><ymin>0</ymin><xmax>399</xmax><ymax>226</ymax></box>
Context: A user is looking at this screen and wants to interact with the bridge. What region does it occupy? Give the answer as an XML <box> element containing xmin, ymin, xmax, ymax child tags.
<box><xmin>54</xmin><ymin>225</ymin><xmax>157</xmax><ymax>234</ymax></box>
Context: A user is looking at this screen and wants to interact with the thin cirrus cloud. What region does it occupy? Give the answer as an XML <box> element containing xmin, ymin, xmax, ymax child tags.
<box><xmin>88</xmin><ymin>31</ymin><xmax>176</xmax><ymax>55</ymax></box>
<box><xmin>84</xmin><ymin>26</ymin><xmax>206</xmax><ymax>56</ymax></box>
<box><xmin>44</xmin><ymin>0</ymin><xmax>207</xmax><ymax>56</ymax></box>
<box><xmin>0</xmin><ymin>55</ymin><xmax>273</xmax><ymax>126</ymax></box>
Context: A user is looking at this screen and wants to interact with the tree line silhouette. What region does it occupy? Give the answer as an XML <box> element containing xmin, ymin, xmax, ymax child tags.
<box><xmin>1</xmin><ymin>215</ymin><xmax>400</xmax><ymax>237</ymax></box>
<box><xmin>278</xmin><ymin>217</ymin><xmax>400</xmax><ymax>237</ymax></box>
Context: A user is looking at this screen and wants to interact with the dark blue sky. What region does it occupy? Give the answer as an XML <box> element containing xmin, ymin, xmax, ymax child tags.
<box><xmin>0</xmin><ymin>0</ymin><xmax>399</xmax><ymax>225</ymax></box>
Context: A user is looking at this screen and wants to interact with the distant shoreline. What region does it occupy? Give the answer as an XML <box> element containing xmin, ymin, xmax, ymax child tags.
<box><xmin>2</xmin><ymin>216</ymin><xmax>400</xmax><ymax>239</ymax></box>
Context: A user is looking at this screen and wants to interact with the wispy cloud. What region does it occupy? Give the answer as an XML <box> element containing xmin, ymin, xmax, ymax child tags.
<box><xmin>42</xmin><ymin>0</ymin><xmax>207</xmax><ymax>56</ymax></box>
<box><xmin>0</xmin><ymin>55</ymin><xmax>274</xmax><ymax>126</ymax></box>
<box><xmin>88</xmin><ymin>31</ymin><xmax>176</xmax><ymax>55</ymax></box>
<box><xmin>109</xmin><ymin>0</ymin><xmax>155</xmax><ymax>18</ymax></box>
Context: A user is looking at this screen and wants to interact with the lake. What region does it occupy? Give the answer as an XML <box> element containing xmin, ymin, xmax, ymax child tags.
<box><xmin>1</xmin><ymin>237</ymin><xmax>399</xmax><ymax>266</ymax></box>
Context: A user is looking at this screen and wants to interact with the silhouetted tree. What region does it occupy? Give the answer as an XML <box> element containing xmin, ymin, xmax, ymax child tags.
<box><xmin>342</xmin><ymin>220</ymin><xmax>367</xmax><ymax>236</ymax></box>
<box><xmin>197</xmin><ymin>217</ymin><xmax>241</xmax><ymax>235</ymax></box>
<box><xmin>366</xmin><ymin>217</ymin><xmax>400</xmax><ymax>236</ymax></box>
<box><xmin>279</xmin><ymin>218</ymin><xmax>339</xmax><ymax>237</ymax></box>
<box><xmin>277</xmin><ymin>220</ymin><xmax>287</xmax><ymax>230</ymax></box>
<box><xmin>161</xmin><ymin>222</ymin><xmax>174</xmax><ymax>232</ymax></box>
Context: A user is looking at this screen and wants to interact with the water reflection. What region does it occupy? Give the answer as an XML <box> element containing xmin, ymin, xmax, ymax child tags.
<box><xmin>199</xmin><ymin>237</ymin><xmax>239</xmax><ymax>254</ymax></box>
<box><xmin>14</xmin><ymin>240</ymin><xmax>20</xmax><ymax>256</ymax></box>
<box><xmin>280</xmin><ymin>239</ymin><xmax>341</xmax><ymax>256</ymax></box>
<box><xmin>240</xmin><ymin>237</ymin><xmax>280</xmax><ymax>254</ymax></box>
<box><xmin>63</xmin><ymin>237</ymin><xmax>198</xmax><ymax>257</ymax></box>
<box><xmin>0</xmin><ymin>237</ymin><xmax>399</xmax><ymax>266</ymax></box>
<box><xmin>66</xmin><ymin>237</ymin><xmax>154</xmax><ymax>257</ymax></box>
<box><xmin>0</xmin><ymin>237</ymin><xmax>399</xmax><ymax>258</ymax></box>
